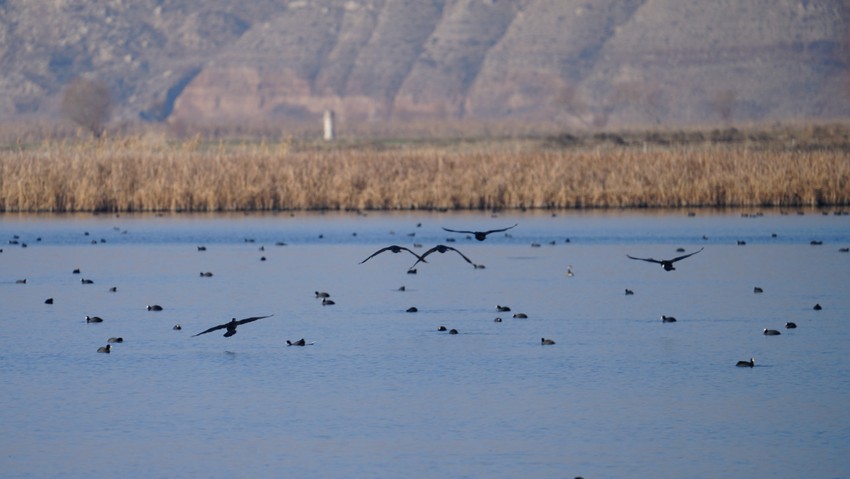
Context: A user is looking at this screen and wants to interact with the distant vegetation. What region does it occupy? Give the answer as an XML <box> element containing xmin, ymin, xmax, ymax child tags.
<box><xmin>0</xmin><ymin>125</ymin><xmax>848</xmax><ymax>213</ymax></box>
<box><xmin>60</xmin><ymin>78</ymin><xmax>113</xmax><ymax>139</ymax></box>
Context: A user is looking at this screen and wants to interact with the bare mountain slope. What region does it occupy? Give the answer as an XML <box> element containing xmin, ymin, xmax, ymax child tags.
<box><xmin>0</xmin><ymin>0</ymin><xmax>847</xmax><ymax>131</ymax></box>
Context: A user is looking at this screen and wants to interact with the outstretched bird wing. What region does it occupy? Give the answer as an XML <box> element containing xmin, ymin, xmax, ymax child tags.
<box><xmin>442</xmin><ymin>246</ymin><xmax>475</xmax><ymax>265</ymax></box>
<box><xmin>234</xmin><ymin>314</ymin><xmax>273</xmax><ymax>326</ymax></box>
<box><xmin>192</xmin><ymin>322</ymin><xmax>229</xmax><ymax>337</ymax></box>
<box><xmin>626</xmin><ymin>254</ymin><xmax>664</xmax><ymax>265</ymax></box>
<box><xmin>442</xmin><ymin>224</ymin><xmax>518</xmax><ymax>237</ymax></box>
<box><xmin>192</xmin><ymin>315</ymin><xmax>273</xmax><ymax>337</ymax></box>
<box><xmin>412</xmin><ymin>245</ymin><xmax>476</xmax><ymax>269</ymax></box>
<box><xmin>669</xmin><ymin>247</ymin><xmax>704</xmax><ymax>263</ymax></box>
<box><xmin>481</xmin><ymin>224</ymin><xmax>518</xmax><ymax>235</ymax></box>
<box><xmin>442</xmin><ymin>227</ymin><xmax>476</xmax><ymax>235</ymax></box>
<box><xmin>359</xmin><ymin>245</ymin><xmax>423</xmax><ymax>264</ymax></box>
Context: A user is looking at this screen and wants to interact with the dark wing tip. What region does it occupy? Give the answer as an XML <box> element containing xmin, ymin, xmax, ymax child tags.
<box><xmin>236</xmin><ymin>314</ymin><xmax>273</xmax><ymax>325</ymax></box>
<box><xmin>671</xmin><ymin>247</ymin><xmax>705</xmax><ymax>262</ymax></box>
<box><xmin>359</xmin><ymin>247</ymin><xmax>389</xmax><ymax>264</ymax></box>
<box><xmin>448</xmin><ymin>246</ymin><xmax>475</xmax><ymax>264</ymax></box>
<box><xmin>489</xmin><ymin>224</ymin><xmax>519</xmax><ymax>233</ymax></box>
<box><xmin>627</xmin><ymin>255</ymin><xmax>660</xmax><ymax>264</ymax></box>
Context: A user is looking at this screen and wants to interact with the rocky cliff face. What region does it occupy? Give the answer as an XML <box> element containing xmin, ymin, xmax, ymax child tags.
<box><xmin>1</xmin><ymin>0</ymin><xmax>847</xmax><ymax>131</ymax></box>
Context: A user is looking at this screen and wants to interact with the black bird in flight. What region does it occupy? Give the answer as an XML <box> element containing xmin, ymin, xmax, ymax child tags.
<box><xmin>409</xmin><ymin>244</ymin><xmax>476</xmax><ymax>270</ymax></box>
<box><xmin>359</xmin><ymin>245</ymin><xmax>425</xmax><ymax>264</ymax></box>
<box><xmin>627</xmin><ymin>247</ymin><xmax>704</xmax><ymax>271</ymax></box>
<box><xmin>442</xmin><ymin>224</ymin><xmax>518</xmax><ymax>241</ymax></box>
<box><xmin>192</xmin><ymin>315</ymin><xmax>273</xmax><ymax>338</ymax></box>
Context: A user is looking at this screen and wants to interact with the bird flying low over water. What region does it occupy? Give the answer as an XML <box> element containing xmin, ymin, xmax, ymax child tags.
<box><xmin>442</xmin><ymin>224</ymin><xmax>518</xmax><ymax>241</ymax></box>
<box><xmin>192</xmin><ymin>315</ymin><xmax>273</xmax><ymax>338</ymax></box>
<box><xmin>409</xmin><ymin>244</ymin><xmax>476</xmax><ymax>270</ymax></box>
<box><xmin>627</xmin><ymin>247</ymin><xmax>704</xmax><ymax>271</ymax></box>
<box><xmin>359</xmin><ymin>245</ymin><xmax>425</xmax><ymax>264</ymax></box>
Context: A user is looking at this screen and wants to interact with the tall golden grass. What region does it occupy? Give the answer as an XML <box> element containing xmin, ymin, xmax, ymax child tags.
<box><xmin>1</xmin><ymin>131</ymin><xmax>848</xmax><ymax>212</ymax></box>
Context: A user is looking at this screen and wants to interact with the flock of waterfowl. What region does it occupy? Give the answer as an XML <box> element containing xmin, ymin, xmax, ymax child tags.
<box><xmin>5</xmin><ymin>221</ymin><xmax>550</xmax><ymax>354</ymax></box>
<box><xmin>3</xmin><ymin>214</ymin><xmax>843</xmax><ymax>363</ymax></box>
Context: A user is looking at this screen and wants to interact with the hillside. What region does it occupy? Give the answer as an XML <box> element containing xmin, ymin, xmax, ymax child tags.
<box><xmin>0</xmin><ymin>0</ymin><xmax>847</xmax><ymax>134</ymax></box>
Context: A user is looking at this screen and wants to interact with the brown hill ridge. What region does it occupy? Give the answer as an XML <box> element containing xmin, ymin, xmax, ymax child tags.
<box><xmin>0</xmin><ymin>0</ymin><xmax>847</xmax><ymax>132</ymax></box>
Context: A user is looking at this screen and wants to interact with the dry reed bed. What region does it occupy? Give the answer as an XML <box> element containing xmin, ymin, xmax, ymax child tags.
<box><xmin>1</xmin><ymin>137</ymin><xmax>848</xmax><ymax>212</ymax></box>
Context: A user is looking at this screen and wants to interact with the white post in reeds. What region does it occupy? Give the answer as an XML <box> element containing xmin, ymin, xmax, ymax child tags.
<box><xmin>323</xmin><ymin>109</ymin><xmax>335</xmax><ymax>141</ymax></box>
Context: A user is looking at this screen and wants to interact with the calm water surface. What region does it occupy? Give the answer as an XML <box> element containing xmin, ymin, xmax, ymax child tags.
<box><xmin>1</xmin><ymin>210</ymin><xmax>849</xmax><ymax>478</ymax></box>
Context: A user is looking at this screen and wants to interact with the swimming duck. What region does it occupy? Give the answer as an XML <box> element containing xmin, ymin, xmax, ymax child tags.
<box><xmin>86</xmin><ymin>315</ymin><xmax>104</xmax><ymax>323</ymax></box>
<box><xmin>97</xmin><ymin>344</ymin><xmax>111</xmax><ymax>353</ymax></box>
<box><xmin>513</xmin><ymin>313</ymin><xmax>528</xmax><ymax>319</ymax></box>
<box><xmin>541</xmin><ymin>338</ymin><xmax>556</xmax><ymax>345</ymax></box>
<box><xmin>287</xmin><ymin>338</ymin><xmax>306</xmax><ymax>346</ymax></box>
<box><xmin>315</xmin><ymin>291</ymin><xmax>330</xmax><ymax>298</ymax></box>
<box><xmin>736</xmin><ymin>357</ymin><xmax>755</xmax><ymax>367</ymax></box>
<box><xmin>146</xmin><ymin>304</ymin><xmax>163</xmax><ymax>311</ymax></box>
<box><xmin>496</xmin><ymin>305</ymin><xmax>511</xmax><ymax>312</ymax></box>
<box><xmin>322</xmin><ymin>298</ymin><xmax>335</xmax><ymax>306</ymax></box>
<box><xmin>662</xmin><ymin>315</ymin><xmax>677</xmax><ymax>323</ymax></box>
<box><xmin>785</xmin><ymin>322</ymin><xmax>797</xmax><ymax>329</ymax></box>
<box><xmin>763</xmin><ymin>328</ymin><xmax>781</xmax><ymax>336</ymax></box>
<box><xmin>107</xmin><ymin>337</ymin><xmax>123</xmax><ymax>343</ymax></box>
<box><xmin>173</xmin><ymin>324</ymin><xmax>182</xmax><ymax>331</ymax></box>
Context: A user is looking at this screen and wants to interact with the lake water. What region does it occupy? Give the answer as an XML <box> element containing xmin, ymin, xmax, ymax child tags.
<box><xmin>1</xmin><ymin>210</ymin><xmax>849</xmax><ymax>478</ymax></box>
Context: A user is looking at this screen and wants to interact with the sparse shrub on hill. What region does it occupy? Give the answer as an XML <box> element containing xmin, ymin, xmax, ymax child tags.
<box><xmin>60</xmin><ymin>78</ymin><xmax>113</xmax><ymax>138</ymax></box>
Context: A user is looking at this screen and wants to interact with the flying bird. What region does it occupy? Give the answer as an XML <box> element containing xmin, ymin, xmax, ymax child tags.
<box><xmin>627</xmin><ymin>247</ymin><xmax>704</xmax><ymax>271</ymax></box>
<box><xmin>442</xmin><ymin>224</ymin><xmax>518</xmax><ymax>241</ymax></box>
<box><xmin>359</xmin><ymin>245</ymin><xmax>425</xmax><ymax>264</ymax></box>
<box><xmin>192</xmin><ymin>315</ymin><xmax>273</xmax><ymax>338</ymax></box>
<box><xmin>409</xmin><ymin>244</ymin><xmax>476</xmax><ymax>270</ymax></box>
